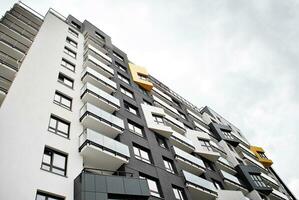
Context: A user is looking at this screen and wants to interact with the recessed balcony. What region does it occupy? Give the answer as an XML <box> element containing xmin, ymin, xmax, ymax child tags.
<box><xmin>79</xmin><ymin>129</ymin><xmax>129</xmax><ymax>171</ymax></box>
<box><xmin>81</xmin><ymin>67</ymin><xmax>117</xmax><ymax>94</ymax></box>
<box><xmin>81</xmin><ymin>82</ymin><xmax>120</xmax><ymax>113</ymax></box>
<box><xmin>221</xmin><ymin>170</ymin><xmax>248</xmax><ymax>193</ymax></box>
<box><xmin>174</xmin><ymin>147</ymin><xmax>205</xmax><ymax>175</ymax></box>
<box><xmin>216</xmin><ymin>157</ymin><xmax>237</xmax><ymax>175</ymax></box>
<box><xmin>74</xmin><ymin>169</ymin><xmax>150</xmax><ymax>200</ymax></box>
<box><xmin>83</xmin><ymin>54</ymin><xmax>114</xmax><ymax>78</ymax></box>
<box><xmin>170</xmin><ymin>131</ymin><xmax>195</xmax><ymax>153</ymax></box>
<box><xmin>164</xmin><ymin>114</ymin><xmax>186</xmax><ymax>134</ymax></box>
<box><xmin>268</xmin><ymin>189</ymin><xmax>289</xmax><ymax>200</ymax></box>
<box><xmin>183</xmin><ymin>170</ymin><xmax>218</xmax><ymax>200</ymax></box>
<box><xmin>80</xmin><ymin>103</ymin><xmax>124</xmax><ymax>139</ymax></box>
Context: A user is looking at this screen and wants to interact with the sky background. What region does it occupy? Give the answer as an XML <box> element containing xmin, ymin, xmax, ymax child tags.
<box><xmin>1</xmin><ymin>0</ymin><xmax>298</xmax><ymax>197</ymax></box>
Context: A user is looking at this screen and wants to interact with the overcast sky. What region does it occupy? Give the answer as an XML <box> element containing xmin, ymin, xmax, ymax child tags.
<box><xmin>1</xmin><ymin>0</ymin><xmax>298</xmax><ymax>197</ymax></box>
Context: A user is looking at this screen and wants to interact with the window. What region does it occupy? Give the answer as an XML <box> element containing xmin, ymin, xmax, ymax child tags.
<box><xmin>66</xmin><ymin>37</ymin><xmax>77</xmax><ymax>48</ymax></box>
<box><xmin>133</xmin><ymin>145</ymin><xmax>152</xmax><ymax>164</ymax></box>
<box><xmin>128</xmin><ymin>120</ymin><xmax>144</xmax><ymax>137</ymax></box>
<box><xmin>63</xmin><ymin>47</ymin><xmax>76</xmax><ymax>58</ymax></box>
<box><xmin>172</xmin><ymin>187</ymin><xmax>185</xmax><ymax>200</ymax></box>
<box><xmin>152</xmin><ymin>114</ymin><xmax>165</xmax><ymax>125</ymax></box>
<box><xmin>115</xmin><ymin>61</ymin><xmax>127</xmax><ymax>72</ymax></box>
<box><xmin>48</xmin><ymin>115</ymin><xmax>70</xmax><ymax>138</ymax></box>
<box><xmin>58</xmin><ymin>73</ymin><xmax>74</xmax><ymax>89</ymax></box>
<box><xmin>198</xmin><ymin>138</ymin><xmax>213</xmax><ymax>151</ymax></box>
<box><xmin>250</xmin><ymin>174</ymin><xmax>267</xmax><ymax>188</ymax></box>
<box><xmin>124</xmin><ymin>101</ymin><xmax>139</xmax><ymax>116</ymax></box>
<box><xmin>137</xmin><ymin>73</ymin><xmax>148</xmax><ymax>81</ymax></box>
<box><xmin>258</xmin><ymin>152</ymin><xmax>268</xmax><ymax>159</ymax></box>
<box><xmin>222</xmin><ymin>130</ymin><xmax>235</xmax><ymax>140</ymax></box>
<box><xmin>143</xmin><ymin>99</ymin><xmax>152</xmax><ymax>106</ymax></box>
<box><xmin>36</xmin><ymin>191</ymin><xmax>64</xmax><ymax>200</ymax></box>
<box><xmin>41</xmin><ymin>147</ymin><xmax>67</xmax><ymax>176</ymax></box>
<box><xmin>54</xmin><ymin>91</ymin><xmax>72</xmax><ymax>110</ymax></box>
<box><xmin>120</xmin><ymin>86</ymin><xmax>134</xmax><ymax>99</ymax></box>
<box><xmin>236</xmin><ymin>158</ymin><xmax>244</xmax><ymax>165</ymax></box>
<box><xmin>163</xmin><ymin>157</ymin><xmax>175</xmax><ymax>173</ymax></box>
<box><xmin>95</xmin><ymin>31</ymin><xmax>105</xmax><ymax>41</ymax></box>
<box><xmin>212</xmin><ymin>179</ymin><xmax>223</xmax><ymax>189</ymax></box>
<box><xmin>227</xmin><ymin>143</ymin><xmax>235</xmax><ymax>152</ymax></box>
<box><xmin>68</xmin><ymin>28</ymin><xmax>78</xmax><ymax>37</ymax></box>
<box><xmin>156</xmin><ymin>134</ymin><xmax>168</xmax><ymax>149</ymax></box>
<box><xmin>71</xmin><ymin>21</ymin><xmax>81</xmax><ymax>29</ymax></box>
<box><xmin>118</xmin><ymin>73</ymin><xmax>130</xmax><ymax>84</ymax></box>
<box><xmin>172</xmin><ymin>99</ymin><xmax>181</xmax><ymax>107</ymax></box>
<box><xmin>204</xmin><ymin>160</ymin><xmax>215</xmax><ymax>171</ymax></box>
<box><xmin>113</xmin><ymin>51</ymin><xmax>124</xmax><ymax>61</ymax></box>
<box><xmin>61</xmin><ymin>58</ymin><xmax>75</xmax><ymax>72</ymax></box>
<box><xmin>140</xmin><ymin>175</ymin><xmax>161</xmax><ymax>198</ymax></box>
<box><xmin>178</xmin><ymin>111</ymin><xmax>186</xmax><ymax>120</ymax></box>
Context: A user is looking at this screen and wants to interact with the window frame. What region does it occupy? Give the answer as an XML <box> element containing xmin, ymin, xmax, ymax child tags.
<box><xmin>113</xmin><ymin>51</ymin><xmax>124</xmax><ymax>61</ymax></box>
<box><xmin>128</xmin><ymin>120</ymin><xmax>144</xmax><ymax>137</ymax></box>
<box><xmin>53</xmin><ymin>91</ymin><xmax>72</xmax><ymax>110</ymax></box>
<box><xmin>61</xmin><ymin>58</ymin><xmax>75</xmax><ymax>72</ymax></box>
<box><xmin>63</xmin><ymin>47</ymin><xmax>77</xmax><ymax>59</ymax></box>
<box><xmin>152</xmin><ymin>114</ymin><xmax>165</xmax><ymax>125</ymax></box>
<box><xmin>118</xmin><ymin>73</ymin><xmax>130</xmax><ymax>85</ymax></box>
<box><xmin>124</xmin><ymin>101</ymin><xmax>139</xmax><ymax>116</ymax></box>
<box><xmin>120</xmin><ymin>86</ymin><xmax>134</xmax><ymax>99</ymax></box>
<box><xmin>133</xmin><ymin>145</ymin><xmax>152</xmax><ymax>164</ymax></box>
<box><xmin>139</xmin><ymin>174</ymin><xmax>162</xmax><ymax>198</ymax></box>
<box><xmin>66</xmin><ymin>37</ymin><xmax>77</xmax><ymax>48</ymax></box>
<box><xmin>198</xmin><ymin>138</ymin><xmax>213</xmax><ymax>151</ymax></box>
<box><xmin>58</xmin><ymin>73</ymin><xmax>74</xmax><ymax>89</ymax></box>
<box><xmin>172</xmin><ymin>186</ymin><xmax>185</xmax><ymax>200</ymax></box>
<box><xmin>115</xmin><ymin>61</ymin><xmax>127</xmax><ymax>73</ymax></box>
<box><xmin>68</xmin><ymin>28</ymin><xmax>78</xmax><ymax>38</ymax></box>
<box><xmin>156</xmin><ymin>134</ymin><xmax>168</xmax><ymax>149</ymax></box>
<box><xmin>48</xmin><ymin>115</ymin><xmax>70</xmax><ymax>138</ymax></box>
<box><xmin>41</xmin><ymin>147</ymin><xmax>68</xmax><ymax>177</ymax></box>
<box><xmin>250</xmin><ymin>174</ymin><xmax>267</xmax><ymax>188</ymax></box>
<box><xmin>36</xmin><ymin>191</ymin><xmax>64</xmax><ymax>200</ymax></box>
<box><xmin>163</xmin><ymin>157</ymin><xmax>175</xmax><ymax>174</ymax></box>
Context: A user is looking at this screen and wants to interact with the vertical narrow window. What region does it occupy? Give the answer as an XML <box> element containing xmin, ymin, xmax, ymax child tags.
<box><xmin>54</xmin><ymin>91</ymin><xmax>72</xmax><ymax>110</ymax></box>
<box><xmin>156</xmin><ymin>134</ymin><xmax>168</xmax><ymax>149</ymax></box>
<box><xmin>36</xmin><ymin>191</ymin><xmax>64</xmax><ymax>200</ymax></box>
<box><xmin>68</xmin><ymin>28</ymin><xmax>78</xmax><ymax>38</ymax></box>
<box><xmin>163</xmin><ymin>157</ymin><xmax>175</xmax><ymax>173</ymax></box>
<box><xmin>58</xmin><ymin>73</ymin><xmax>74</xmax><ymax>89</ymax></box>
<box><xmin>41</xmin><ymin>147</ymin><xmax>67</xmax><ymax>176</ymax></box>
<box><xmin>63</xmin><ymin>47</ymin><xmax>76</xmax><ymax>58</ymax></box>
<box><xmin>48</xmin><ymin>115</ymin><xmax>70</xmax><ymax>138</ymax></box>
<box><xmin>61</xmin><ymin>58</ymin><xmax>75</xmax><ymax>72</ymax></box>
<box><xmin>172</xmin><ymin>186</ymin><xmax>185</xmax><ymax>200</ymax></box>
<box><xmin>66</xmin><ymin>37</ymin><xmax>77</xmax><ymax>48</ymax></box>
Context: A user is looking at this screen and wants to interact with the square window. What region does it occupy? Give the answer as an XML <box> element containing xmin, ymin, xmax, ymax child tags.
<box><xmin>48</xmin><ymin>115</ymin><xmax>70</xmax><ymax>138</ymax></box>
<box><xmin>41</xmin><ymin>147</ymin><xmax>67</xmax><ymax>176</ymax></box>
<box><xmin>54</xmin><ymin>91</ymin><xmax>72</xmax><ymax>110</ymax></box>
<box><xmin>58</xmin><ymin>73</ymin><xmax>74</xmax><ymax>89</ymax></box>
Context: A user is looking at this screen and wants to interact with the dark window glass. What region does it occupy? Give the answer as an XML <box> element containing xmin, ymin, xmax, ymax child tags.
<box><xmin>41</xmin><ymin>147</ymin><xmax>67</xmax><ymax>176</ymax></box>
<box><xmin>54</xmin><ymin>91</ymin><xmax>72</xmax><ymax>110</ymax></box>
<box><xmin>120</xmin><ymin>86</ymin><xmax>134</xmax><ymax>99</ymax></box>
<box><xmin>113</xmin><ymin>51</ymin><xmax>124</xmax><ymax>61</ymax></box>
<box><xmin>163</xmin><ymin>157</ymin><xmax>175</xmax><ymax>174</ymax></box>
<box><xmin>115</xmin><ymin>61</ymin><xmax>127</xmax><ymax>72</ymax></box>
<box><xmin>48</xmin><ymin>115</ymin><xmax>70</xmax><ymax>138</ymax></box>
<box><xmin>198</xmin><ymin>138</ymin><xmax>213</xmax><ymax>151</ymax></box>
<box><xmin>128</xmin><ymin>120</ymin><xmax>144</xmax><ymax>137</ymax></box>
<box><xmin>118</xmin><ymin>73</ymin><xmax>130</xmax><ymax>84</ymax></box>
<box><xmin>66</xmin><ymin>37</ymin><xmax>77</xmax><ymax>48</ymax></box>
<box><xmin>204</xmin><ymin>160</ymin><xmax>215</xmax><ymax>171</ymax></box>
<box><xmin>63</xmin><ymin>47</ymin><xmax>76</xmax><ymax>58</ymax></box>
<box><xmin>140</xmin><ymin>174</ymin><xmax>162</xmax><ymax>198</ymax></box>
<box><xmin>124</xmin><ymin>101</ymin><xmax>139</xmax><ymax>116</ymax></box>
<box><xmin>156</xmin><ymin>134</ymin><xmax>168</xmax><ymax>149</ymax></box>
<box><xmin>172</xmin><ymin>186</ymin><xmax>185</xmax><ymax>200</ymax></box>
<box><xmin>36</xmin><ymin>191</ymin><xmax>64</xmax><ymax>200</ymax></box>
<box><xmin>152</xmin><ymin>114</ymin><xmax>164</xmax><ymax>125</ymax></box>
<box><xmin>58</xmin><ymin>73</ymin><xmax>74</xmax><ymax>89</ymax></box>
<box><xmin>250</xmin><ymin>174</ymin><xmax>267</xmax><ymax>188</ymax></box>
<box><xmin>68</xmin><ymin>28</ymin><xmax>78</xmax><ymax>37</ymax></box>
<box><xmin>212</xmin><ymin>179</ymin><xmax>223</xmax><ymax>189</ymax></box>
<box><xmin>95</xmin><ymin>31</ymin><xmax>105</xmax><ymax>40</ymax></box>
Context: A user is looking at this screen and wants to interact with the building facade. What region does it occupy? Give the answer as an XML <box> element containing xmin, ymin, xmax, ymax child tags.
<box><xmin>0</xmin><ymin>2</ymin><xmax>296</xmax><ymax>200</ymax></box>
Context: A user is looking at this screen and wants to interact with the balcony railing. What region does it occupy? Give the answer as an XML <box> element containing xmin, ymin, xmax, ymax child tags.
<box><xmin>80</xmin><ymin>103</ymin><xmax>124</xmax><ymax>138</ymax></box>
<box><xmin>83</xmin><ymin>54</ymin><xmax>114</xmax><ymax>78</ymax></box>
<box><xmin>81</xmin><ymin>82</ymin><xmax>120</xmax><ymax>113</ymax></box>
<box><xmin>170</xmin><ymin>131</ymin><xmax>195</xmax><ymax>153</ymax></box>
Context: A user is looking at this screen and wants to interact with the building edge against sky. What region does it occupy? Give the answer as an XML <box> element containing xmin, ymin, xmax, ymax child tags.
<box><xmin>0</xmin><ymin>1</ymin><xmax>296</xmax><ymax>200</ymax></box>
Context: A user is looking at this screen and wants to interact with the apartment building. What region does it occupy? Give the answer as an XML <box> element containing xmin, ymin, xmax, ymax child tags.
<box><xmin>0</xmin><ymin>2</ymin><xmax>296</xmax><ymax>200</ymax></box>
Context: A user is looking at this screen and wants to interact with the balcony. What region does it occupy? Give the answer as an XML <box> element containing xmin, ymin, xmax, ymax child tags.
<box><xmin>242</xmin><ymin>153</ymin><xmax>267</xmax><ymax>173</ymax></box>
<box><xmin>261</xmin><ymin>173</ymin><xmax>279</xmax><ymax>189</ymax></box>
<box><xmin>0</xmin><ymin>23</ymin><xmax>32</xmax><ymax>47</ymax></box>
<box><xmin>164</xmin><ymin>114</ymin><xmax>186</xmax><ymax>134</ymax></box>
<box><xmin>85</xmin><ymin>44</ymin><xmax>112</xmax><ymax>65</ymax></box>
<box><xmin>141</xmin><ymin>104</ymin><xmax>173</xmax><ymax>138</ymax></box>
<box><xmin>268</xmin><ymin>189</ymin><xmax>289</xmax><ymax>200</ymax></box>
<box><xmin>0</xmin><ymin>87</ymin><xmax>7</xmax><ymax>105</ymax></box>
<box><xmin>81</xmin><ymin>67</ymin><xmax>117</xmax><ymax>94</ymax></box>
<box><xmin>80</xmin><ymin>103</ymin><xmax>124</xmax><ymax>138</ymax></box>
<box><xmin>153</xmin><ymin>95</ymin><xmax>179</xmax><ymax>118</ymax></box>
<box><xmin>0</xmin><ymin>75</ymin><xmax>12</xmax><ymax>92</ymax></box>
<box><xmin>236</xmin><ymin>143</ymin><xmax>257</xmax><ymax>158</ymax></box>
<box><xmin>174</xmin><ymin>147</ymin><xmax>205</xmax><ymax>175</ymax></box>
<box><xmin>152</xmin><ymin>87</ymin><xmax>173</xmax><ymax>103</ymax></box>
<box><xmin>10</xmin><ymin>8</ymin><xmax>40</xmax><ymax>31</ymax></box>
<box><xmin>74</xmin><ymin>169</ymin><xmax>150</xmax><ymax>200</ymax></box>
<box><xmin>170</xmin><ymin>131</ymin><xmax>195</xmax><ymax>153</ymax></box>
<box><xmin>0</xmin><ymin>50</ymin><xmax>19</xmax><ymax>70</ymax></box>
<box><xmin>83</xmin><ymin>54</ymin><xmax>114</xmax><ymax>78</ymax></box>
<box><xmin>183</xmin><ymin>170</ymin><xmax>218</xmax><ymax>200</ymax></box>
<box><xmin>217</xmin><ymin>190</ymin><xmax>250</xmax><ymax>200</ymax></box>
<box><xmin>12</xmin><ymin>3</ymin><xmax>43</xmax><ymax>29</ymax></box>
<box><xmin>250</xmin><ymin>146</ymin><xmax>273</xmax><ymax>168</ymax></box>
<box><xmin>216</xmin><ymin>157</ymin><xmax>237</xmax><ymax>175</ymax></box>
<box><xmin>221</xmin><ymin>170</ymin><xmax>248</xmax><ymax>193</ymax></box>
<box><xmin>0</xmin><ymin>60</ymin><xmax>18</xmax><ymax>82</ymax></box>
<box><xmin>79</xmin><ymin>129</ymin><xmax>129</xmax><ymax>171</ymax></box>
<box><xmin>81</xmin><ymin>83</ymin><xmax>120</xmax><ymax>113</ymax></box>
<box><xmin>3</xmin><ymin>13</ymin><xmax>38</xmax><ymax>36</ymax></box>
<box><xmin>0</xmin><ymin>34</ymin><xmax>25</xmax><ymax>61</ymax></box>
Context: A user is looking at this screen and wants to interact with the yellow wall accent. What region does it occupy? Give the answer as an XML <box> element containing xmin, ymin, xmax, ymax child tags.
<box><xmin>250</xmin><ymin>146</ymin><xmax>273</xmax><ymax>167</ymax></box>
<box><xmin>128</xmin><ymin>63</ymin><xmax>153</xmax><ymax>91</ymax></box>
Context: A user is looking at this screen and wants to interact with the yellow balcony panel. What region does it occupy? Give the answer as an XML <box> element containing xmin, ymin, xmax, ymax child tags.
<box><xmin>128</xmin><ymin>63</ymin><xmax>153</xmax><ymax>91</ymax></box>
<box><xmin>250</xmin><ymin>146</ymin><xmax>273</xmax><ymax>167</ymax></box>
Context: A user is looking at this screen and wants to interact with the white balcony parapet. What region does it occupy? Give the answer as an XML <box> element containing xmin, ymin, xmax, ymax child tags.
<box><xmin>170</xmin><ymin>131</ymin><xmax>195</xmax><ymax>153</ymax></box>
<box><xmin>87</xmin><ymin>44</ymin><xmax>112</xmax><ymax>63</ymax></box>
<box><xmin>84</xmin><ymin>54</ymin><xmax>114</xmax><ymax>78</ymax></box>
<box><xmin>153</xmin><ymin>95</ymin><xmax>179</xmax><ymax>117</ymax></box>
<box><xmin>164</xmin><ymin>113</ymin><xmax>185</xmax><ymax>134</ymax></box>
